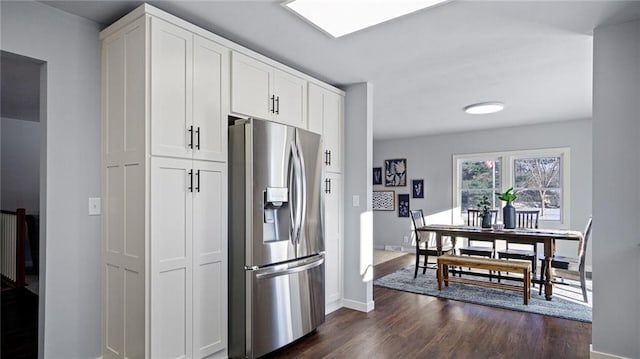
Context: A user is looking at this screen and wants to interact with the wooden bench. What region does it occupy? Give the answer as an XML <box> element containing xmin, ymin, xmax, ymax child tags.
<box><xmin>437</xmin><ymin>254</ymin><xmax>531</xmax><ymax>305</ymax></box>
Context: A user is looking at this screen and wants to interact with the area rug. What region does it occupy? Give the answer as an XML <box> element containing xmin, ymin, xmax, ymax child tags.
<box><xmin>374</xmin><ymin>266</ymin><xmax>592</xmax><ymax>322</ymax></box>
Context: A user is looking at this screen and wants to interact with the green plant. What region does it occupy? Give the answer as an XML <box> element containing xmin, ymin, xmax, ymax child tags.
<box><xmin>477</xmin><ymin>195</ymin><xmax>491</xmax><ymax>214</ymax></box>
<box><xmin>497</xmin><ymin>187</ymin><xmax>517</xmax><ymax>204</ymax></box>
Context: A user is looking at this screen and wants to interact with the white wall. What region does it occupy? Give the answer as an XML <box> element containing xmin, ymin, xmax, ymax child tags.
<box><xmin>592</xmin><ymin>19</ymin><xmax>640</xmax><ymax>359</ymax></box>
<box><xmin>1</xmin><ymin>117</ymin><xmax>40</xmax><ymax>214</ymax></box>
<box><xmin>1</xmin><ymin>2</ymin><xmax>102</xmax><ymax>358</ymax></box>
<box><xmin>373</xmin><ymin>119</ymin><xmax>593</xmax><ymax>267</ymax></box>
<box><xmin>342</xmin><ymin>83</ymin><xmax>374</xmax><ymax>312</ymax></box>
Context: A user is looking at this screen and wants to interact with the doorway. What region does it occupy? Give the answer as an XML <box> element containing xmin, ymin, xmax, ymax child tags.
<box><xmin>1</xmin><ymin>50</ymin><xmax>45</xmax><ymax>359</ymax></box>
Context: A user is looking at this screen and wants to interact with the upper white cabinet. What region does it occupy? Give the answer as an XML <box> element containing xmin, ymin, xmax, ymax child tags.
<box><xmin>151</xmin><ymin>18</ymin><xmax>229</xmax><ymax>162</ymax></box>
<box><xmin>308</xmin><ymin>83</ymin><xmax>343</xmax><ymax>173</ymax></box>
<box><xmin>231</xmin><ymin>51</ymin><xmax>307</xmax><ymax>129</ymax></box>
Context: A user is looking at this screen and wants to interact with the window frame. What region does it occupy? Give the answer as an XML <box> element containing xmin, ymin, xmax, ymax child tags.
<box><xmin>452</xmin><ymin>147</ymin><xmax>571</xmax><ymax>229</ymax></box>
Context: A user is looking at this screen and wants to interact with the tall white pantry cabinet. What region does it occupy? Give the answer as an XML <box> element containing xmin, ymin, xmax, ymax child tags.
<box><xmin>101</xmin><ymin>11</ymin><xmax>228</xmax><ymax>359</ymax></box>
<box><xmin>101</xmin><ymin>4</ymin><xmax>345</xmax><ymax>359</ymax></box>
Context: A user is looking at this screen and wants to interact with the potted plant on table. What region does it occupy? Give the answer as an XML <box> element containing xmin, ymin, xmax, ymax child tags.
<box><xmin>477</xmin><ymin>195</ymin><xmax>493</xmax><ymax>228</ymax></box>
<box><xmin>496</xmin><ymin>187</ymin><xmax>517</xmax><ymax>229</ymax></box>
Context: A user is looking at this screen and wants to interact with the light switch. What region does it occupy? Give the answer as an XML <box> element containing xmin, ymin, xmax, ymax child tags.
<box><xmin>352</xmin><ymin>195</ymin><xmax>360</xmax><ymax>207</ymax></box>
<box><xmin>89</xmin><ymin>197</ymin><xmax>101</xmax><ymax>216</ymax></box>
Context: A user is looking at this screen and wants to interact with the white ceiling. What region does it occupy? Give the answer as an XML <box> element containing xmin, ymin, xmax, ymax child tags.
<box><xmin>39</xmin><ymin>0</ymin><xmax>640</xmax><ymax>139</ymax></box>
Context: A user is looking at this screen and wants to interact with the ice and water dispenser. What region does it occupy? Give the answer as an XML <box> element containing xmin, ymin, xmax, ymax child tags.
<box><xmin>263</xmin><ymin>187</ymin><xmax>289</xmax><ymax>243</ymax></box>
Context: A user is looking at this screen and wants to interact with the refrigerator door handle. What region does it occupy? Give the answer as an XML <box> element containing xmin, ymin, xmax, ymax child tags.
<box><xmin>295</xmin><ymin>141</ymin><xmax>307</xmax><ymax>244</ymax></box>
<box><xmin>255</xmin><ymin>257</ymin><xmax>324</xmax><ymax>279</ymax></box>
<box><xmin>288</xmin><ymin>141</ymin><xmax>300</xmax><ymax>246</ymax></box>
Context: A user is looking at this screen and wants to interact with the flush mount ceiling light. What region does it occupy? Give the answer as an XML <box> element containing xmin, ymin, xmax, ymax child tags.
<box><xmin>283</xmin><ymin>0</ymin><xmax>449</xmax><ymax>38</ymax></box>
<box><xmin>464</xmin><ymin>102</ymin><xmax>505</xmax><ymax>115</ymax></box>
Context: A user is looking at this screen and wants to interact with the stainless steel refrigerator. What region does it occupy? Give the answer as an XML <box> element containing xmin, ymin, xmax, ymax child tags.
<box><xmin>228</xmin><ymin>118</ymin><xmax>325</xmax><ymax>359</ymax></box>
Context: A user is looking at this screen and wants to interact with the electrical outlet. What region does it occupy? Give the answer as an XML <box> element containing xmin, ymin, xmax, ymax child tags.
<box><xmin>403</xmin><ymin>235</ymin><xmax>409</xmax><ymax>243</ymax></box>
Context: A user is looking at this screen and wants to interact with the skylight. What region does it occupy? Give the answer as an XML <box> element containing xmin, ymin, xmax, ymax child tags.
<box><xmin>283</xmin><ymin>0</ymin><xmax>449</xmax><ymax>38</ymax></box>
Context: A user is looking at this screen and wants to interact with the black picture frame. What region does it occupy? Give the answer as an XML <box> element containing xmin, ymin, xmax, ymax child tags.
<box><xmin>412</xmin><ymin>179</ymin><xmax>424</xmax><ymax>198</ymax></box>
<box><xmin>385</xmin><ymin>158</ymin><xmax>407</xmax><ymax>187</ymax></box>
<box><xmin>372</xmin><ymin>190</ymin><xmax>395</xmax><ymax>211</ymax></box>
<box><xmin>373</xmin><ymin>167</ymin><xmax>382</xmax><ymax>185</ymax></box>
<box><xmin>398</xmin><ymin>194</ymin><xmax>410</xmax><ymax>217</ymax></box>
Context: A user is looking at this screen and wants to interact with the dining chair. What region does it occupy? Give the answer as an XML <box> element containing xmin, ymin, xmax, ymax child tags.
<box><xmin>458</xmin><ymin>208</ymin><xmax>498</xmax><ymax>279</ymax></box>
<box><xmin>410</xmin><ymin>209</ymin><xmax>454</xmax><ymax>278</ymax></box>
<box><xmin>497</xmin><ymin>209</ymin><xmax>540</xmax><ymax>283</ymax></box>
<box><xmin>538</xmin><ymin>217</ymin><xmax>593</xmax><ymax>302</ymax></box>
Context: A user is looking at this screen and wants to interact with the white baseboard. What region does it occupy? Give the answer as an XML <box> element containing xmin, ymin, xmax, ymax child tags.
<box><xmin>590</xmin><ymin>345</ymin><xmax>631</xmax><ymax>359</ymax></box>
<box><xmin>325</xmin><ymin>299</ymin><xmax>343</xmax><ymax>314</ymax></box>
<box><xmin>342</xmin><ymin>298</ymin><xmax>374</xmax><ymax>312</ymax></box>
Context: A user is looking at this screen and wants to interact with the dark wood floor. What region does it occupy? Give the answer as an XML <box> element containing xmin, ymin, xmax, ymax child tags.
<box><xmin>1</xmin><ymin>287</ymin><xmax>38</xmax><ymax>359</ymax></box>
<box><xmin>267</xmin><ymin>254</ymin><xmax>591</xmax><ymax>359</ymax></box>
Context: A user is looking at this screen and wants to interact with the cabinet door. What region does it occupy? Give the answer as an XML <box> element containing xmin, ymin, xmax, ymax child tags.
<box><xmin>192</xmin><ymin>161</ymin><xmax>227</xmax><ymax>358</ymax></box>
<box><xmin>307</xmin><ymin>83</ymin><xmax>323</xmax><ymax>135</ymax></box>
<box><xmin>231</xmin><ymin>52</ymin><xmax>272</xmax><ymax>120</ymax></box>
<box><xmin>323</xmin><ymin>91</ymin><xmax>343</xmax><ymax>173</ymax></box>
<box><xmin>193</xmin><ymin>36</ymin><xmax>229</xmax><ymax>163</ymax></box>
<box><xmin>273</xmin><ymin>68</ymin><xmax>307</xmax><ymax>129</ymax></box>
<box><xmin>324</xmin><ymin>173</ymin><xmax>342</xmax><ymax>310</ymax></box>
<box><xmin>150</xmin><ymin>18</ymin><xmax>193</xmax><ymax>159</ymax></box>
<box><xmin>150</xmin><ymin>157</ymin><xmax>193</xmax><ymax>359</ymax></box>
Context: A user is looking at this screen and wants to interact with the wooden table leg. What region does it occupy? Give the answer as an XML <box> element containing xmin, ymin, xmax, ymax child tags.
<box><xmin>437</xmin><ymin>260</ymin><xmax>441</xmax><ymax>290</ymax></box>
<box><xmin>544</xmin><ymin>239</ymin><xmax>554</xmax><ymax>301</ymax></box>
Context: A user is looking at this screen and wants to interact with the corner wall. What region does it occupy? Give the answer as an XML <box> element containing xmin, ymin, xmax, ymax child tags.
<box><xmin>373</xmin><ymin>119</ymin><xmax>592</xmax><ymax>266</ymax></box>
<box><xmin>342</xmin><ymin>83</ymin><xmax>374</xmax><ymax>311</ymax></box>
<box><xmin>1</xmin><ymin>2</ymin><xmax>102</xmax><ymax>358</ymax></box>
<box><xmin>592</xmin><ymin>19</ymin><xmax>640</xmax><ymax>359</ymax></box>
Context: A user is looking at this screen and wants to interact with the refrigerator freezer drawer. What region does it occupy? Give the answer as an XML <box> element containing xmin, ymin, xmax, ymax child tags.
<box><xmin>249</xmin><ymin>256</ymin><xmax>325</xmax><ymax>358</ymax></box>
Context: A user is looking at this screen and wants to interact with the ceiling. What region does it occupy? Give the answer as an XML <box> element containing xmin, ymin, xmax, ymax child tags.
<box><xmin>38</xmin><ymin>0</ymin><xmax>640</xmax><ymax>139</ymax></box>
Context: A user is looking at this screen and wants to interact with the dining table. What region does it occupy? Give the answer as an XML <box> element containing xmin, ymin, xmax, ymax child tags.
<box><xmin>416</xmin><ymin>224</ymin><xmax>583</xmax><ymax>300</ymax></box>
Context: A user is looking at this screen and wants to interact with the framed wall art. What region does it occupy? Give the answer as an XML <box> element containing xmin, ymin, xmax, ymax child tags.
<box><xmin>373</xmin><ymin>167</ymin><xmax>382</xmax><ymax>185</ymax></box>
<box><xmin>398</xmin><ymin>194</ymin><xmax>410</xmax><ymax>217</ymax></box>
<box><xmin>385</xmin><ymin>158</ymin><xmax>407</xmax><ymax>187</ymax></box>
<box><xmin>372</xmin><ymin>190</ymin><xmax>395</xmax><ymax>211</ymax></box>
<box><xmin>412</xmin><ymin>179</ymin><xmax>424</xmax><ymax>198</ymax></box>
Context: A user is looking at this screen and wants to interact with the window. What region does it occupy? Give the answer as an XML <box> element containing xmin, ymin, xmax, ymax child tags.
<box><xmin>513</xmin><ymin>156</ymin><xmax>561</xmax><ymax>221</ymax></box>
<box><xmin>459</xmin><ymin>158</ymin><xmax>501</xmax><ymax>214</ymax></box>
<box><xmin>453</xmin><ymin>148</ymin><xmax>570</xmax><ymax>227</ymax></box>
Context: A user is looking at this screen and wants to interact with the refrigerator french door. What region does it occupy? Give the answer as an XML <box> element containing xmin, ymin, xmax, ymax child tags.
<box><xmin>228</xmin><ymin>118</ymin><xmax>325</xmax><ymax>359</ymax></box>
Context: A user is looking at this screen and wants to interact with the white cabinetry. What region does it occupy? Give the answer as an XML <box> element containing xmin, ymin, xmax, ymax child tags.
<box><xmin>323</xmin><ymin>172</ymin><xmax>343</xmax><ymax>311</ymax></box>
<box><xmin>309</xmin><ymin>83</ymin><xmax>343</xmax><ymax>173</ymax></box>
<box><xmin>309</xmin><ymin>83</ymin><xmax>345</xmax><ymax>313</ymax></box>
<box><xmin>231</xmin><ymin>51</ymin><xmax>307</xmax><ymax>128</ymax></box>
<box><xmin>151</xmin><ymin>18</ymin><xmax>229</xmax><ymax>162</ymax></box>
<box><xmin>102</xmin><ymin>11</ymin><xmax>228</xmax><ymax>359</ymax></box>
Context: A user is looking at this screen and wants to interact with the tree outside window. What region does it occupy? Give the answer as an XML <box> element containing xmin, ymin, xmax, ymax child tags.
<box><xmin>459</xmin><ymin>159</ymin><xmax>501</xmax><ymax>221</ymax></box>
<box><xmin>513</xmin><ymin>156</ymin><xmax>561</xmax><ymax>221</ymax></box>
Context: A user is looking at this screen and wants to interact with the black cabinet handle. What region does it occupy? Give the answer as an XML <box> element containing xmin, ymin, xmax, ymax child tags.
<box><xmin>324</xmin><ymin>178</ymin><xmax>331</xmax><ymax>194</ymax></box>
<box><xmin>188</xmin><ymin>169</ymin><xmax>193</xmax><ymax>192</ymax></box>
<box><xmin>324</xmin><ymin>150</ymin><xmax>331</xmax><ymax>166</ymax></box>
<box><xmin>270</xmin><ymin>95</ymin><xmax>275</xmax><ymax>113</ymax></box>
<box><xmin>195</xmin><ymin>170</ymin><xmax>200</xmax><ymax>192</ymax></box>
<box><xmin>188</xmin><ymin>126</ymin><xmax>194</xmax><ymax>149</ymax></box>
<box><xmin>275</xmin><ymin>96</ymin><xmax>280</xmax><ymax>114</ymax></box>
<box><xmin>328</xmin><ymin>150</ymin><xmax>332</xmax><ymax>166</ymax></box>
<box><xmin>196</xmin><ymin>127</ymin><xmax>201</xmax><ymax>150</ymax></box>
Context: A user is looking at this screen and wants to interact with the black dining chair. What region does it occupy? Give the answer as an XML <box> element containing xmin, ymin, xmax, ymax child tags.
<box><xmin>497</xmin><ymin>209</ymin><xmax>540</xmax><ymax>283</ymax></box>
<box><xmin>457</xmin><ymin>208</ymin><xmax>498</xmax><ymax>279</ymax></box>
<box><xmin>410</xmin><ymin>209</ymin><xmax>454</xmax><ymax>278</ymax></box>
<box><xmin>538</xmin><ymin>217</ymin><xmax>593</xmax><ymax>302</ymax></box>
